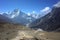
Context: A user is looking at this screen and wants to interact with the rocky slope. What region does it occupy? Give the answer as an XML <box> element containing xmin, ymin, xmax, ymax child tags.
<box><xmin>0</xmin><ymin>23</ymin><xmax>60</xmax><ymax>40</ymax></box>
<box><xmin>29</xmin><ymin>7</ymin><xmax>60</xmax><ymax>31</ymax></box>
<box><xmin>0</xmin><ymin>23</ymin><xmax>35</xmax><ymax>40</ymax></box>
<box><xmin>0</xmin><ymin>14</ymin><xmax>12</xmax><ymax>23</ymax></box>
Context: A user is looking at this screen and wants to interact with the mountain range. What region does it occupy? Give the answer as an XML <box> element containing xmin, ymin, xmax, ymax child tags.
<box><xmin>29</xmin><ymin>4</ymin><xmax>60</xmax><ymax>31</ymax></box>
<box><xmin>0</xmin><ymin>14</ymin><xmax>12</xmax><ymax>23</ymax></box>
<box><xmin>0</xmin><ymin>9</ymin><xmax>38</xmax><ymax>25</ymax></box>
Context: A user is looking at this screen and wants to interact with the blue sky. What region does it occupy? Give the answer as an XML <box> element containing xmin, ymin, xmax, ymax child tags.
<box><xmin>0</xmin><ymin>0</ymin><xmax>60</xmax><ymax>14</ymax></box>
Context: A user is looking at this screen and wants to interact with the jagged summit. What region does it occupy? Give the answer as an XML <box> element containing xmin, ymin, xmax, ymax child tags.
<box><xmin>9</xmin><ymin>9</ymin><xmax>20</xmax><ymax>18</ymax></box>
<box><xmin>0</xmin><ymin>9</ymin><xmax>36</xmax><ymax>25</ymax></box>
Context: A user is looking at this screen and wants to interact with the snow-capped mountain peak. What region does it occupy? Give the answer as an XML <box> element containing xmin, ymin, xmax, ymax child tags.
<box><xmin>0</xmin><ymin>9</ymin><xmax>37</xmax><ymax>25</ymax></box>
<box><xmin>9</xmin><ymin>9</ymin><xmax>20</xmax><ymax>18</ymax></box>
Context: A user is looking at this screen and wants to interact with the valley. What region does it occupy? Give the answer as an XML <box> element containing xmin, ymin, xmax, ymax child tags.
<box><xmin>0</xmin><ymin>23</ymin><xmax>60</xmax><ymax>40</ymax></box>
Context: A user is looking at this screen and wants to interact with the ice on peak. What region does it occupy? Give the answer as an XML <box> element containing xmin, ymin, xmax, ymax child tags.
<box><xmin>10</xmin><ymin>9</ymin><xmax>20</xmax><ymax>18</ymax></box>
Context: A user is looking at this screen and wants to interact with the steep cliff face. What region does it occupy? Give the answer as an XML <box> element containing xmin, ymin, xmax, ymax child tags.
<box><xmin>29</xmin><ymin>7</ymin><xmax>60</xmax><ymax>31</ymax></box>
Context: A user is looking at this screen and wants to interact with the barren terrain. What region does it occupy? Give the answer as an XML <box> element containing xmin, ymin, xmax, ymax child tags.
<box><xmin>0</xmin><ymin>23</ymin><xmax>60</xmax><ymax>40</ymax></box>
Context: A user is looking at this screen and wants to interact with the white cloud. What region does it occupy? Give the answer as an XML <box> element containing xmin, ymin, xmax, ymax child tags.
<box><xmin>27</xmin><ymin>13</ymin><xmax>31</xmax><ymax>16</ymax></box>
<box><xmin>40</xmin><ymin>7</ymin><xmax>51</xmax><ymax>16</ymax></box>
<box><xmin>40</xmin><ymin>7</ymin><xmax>51</xmax><ymax>13</ymax></box>
<box><xmin>27</xmin><ymin>12</ymin><xmax>39</xmax><ymax>19</ymax></box>
<box><xmin>32</xmin><ymin>11</ymin><xmax>36</xmax><ymax>13</ymax></box>
<box><xmin>54</xmin><ymin>1</ymin><xmax>60</xmax><ymax>7</ymax></box>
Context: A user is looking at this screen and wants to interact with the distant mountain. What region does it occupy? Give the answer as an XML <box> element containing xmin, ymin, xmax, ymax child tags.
<box><xmin>2</xmin><ymin>9</ymin><xmax>36</xmax><ymax>25</ymax></box>
<box><xmin>0</xmin><ymin>14</ymin><xmax>12</xmax><ymax>23</ymax></box>
<box><xmin>29</xmin><ymin>7</ymin><xmax>60</xmax><ymax>31</ymax></box>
